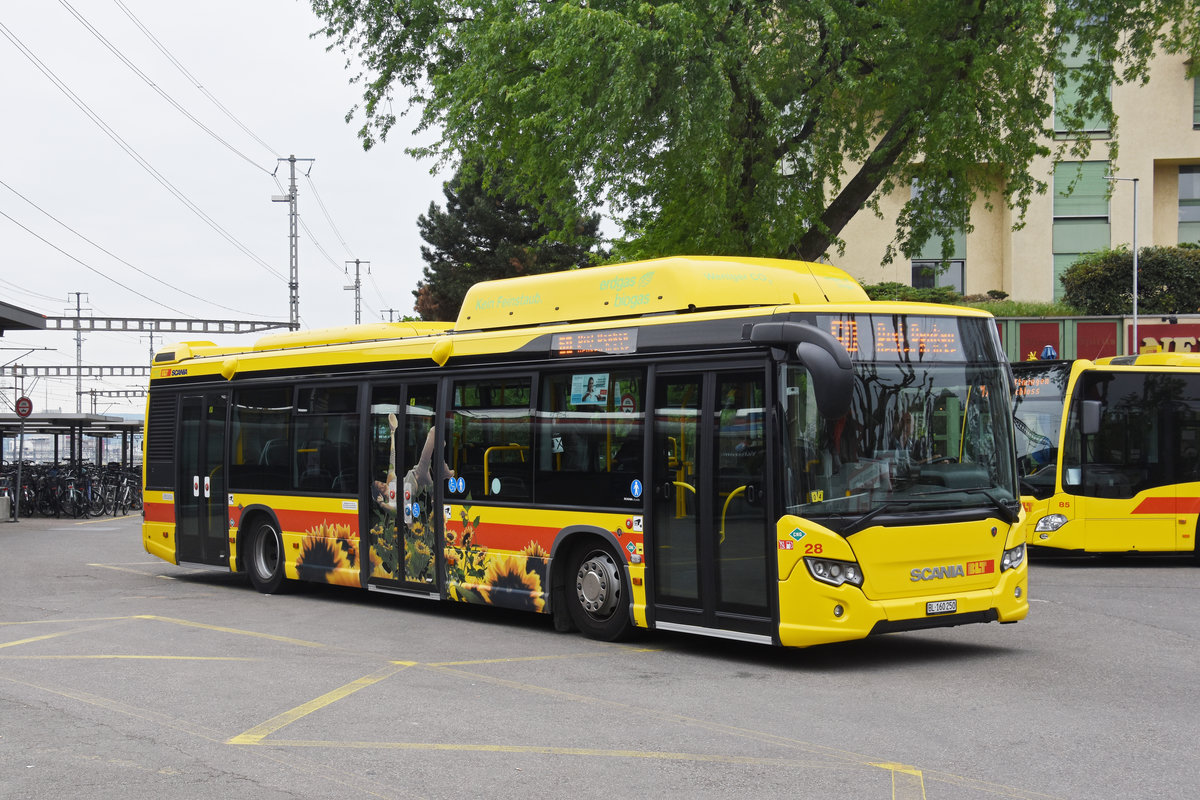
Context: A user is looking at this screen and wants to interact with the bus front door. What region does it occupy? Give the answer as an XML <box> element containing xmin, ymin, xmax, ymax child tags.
<box><xmin>176</xmin><ymin>393</ymin><xmax>228</xmax><ymax>566</ymax></box>
<box><xmin>651</xmin><ymin>369</ymin><xmax>773</xmax><ymax>643</ymax></box>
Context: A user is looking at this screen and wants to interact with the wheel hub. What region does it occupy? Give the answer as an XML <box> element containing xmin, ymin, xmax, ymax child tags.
<box><xmin>576</xmin><ymin>552</ymin><xmax>620</xmax><ymax>617</ymax></box>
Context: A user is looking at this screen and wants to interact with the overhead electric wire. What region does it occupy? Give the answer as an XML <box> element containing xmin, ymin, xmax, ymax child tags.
<box><xmin>112</xmin><ymin>0</ymin><xmax>279</xmax><ymax>159</ymax></box>
<box><xmin>0</xmin><ymin>20</ymin><xmax>286</xmax><ymax>283</ymax></box>
<box><xmin>304</xmin><ymin>174</ymin><xmax>354</xmax><ymax>258</ymax></box>
<box><xmin>0</xmin><ymin>207</ymin><xmax>189</xmax><ymax>314</ymax></box>
<box><xmin>59</xmin><ymin>0</ymin><xmax>272</xmax><ymax>175</ymax></box>
<box><xmin>0</xmin><ymin>177</ymin><xmax>279</xmax><ymax>319</ymax></box>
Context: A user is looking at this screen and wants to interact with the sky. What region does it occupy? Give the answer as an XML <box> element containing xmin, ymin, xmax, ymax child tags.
<box><xmin>0</xmin><ymin>0</ymin><xmax>448</xmax><ymax>417</ymax></box>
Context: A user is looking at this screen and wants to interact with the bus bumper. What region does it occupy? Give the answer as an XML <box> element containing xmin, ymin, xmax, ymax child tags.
<box><xmin>777</xmin><ymin>563</ymin><xmax>1028</xmax><ymax>649</ymax></box>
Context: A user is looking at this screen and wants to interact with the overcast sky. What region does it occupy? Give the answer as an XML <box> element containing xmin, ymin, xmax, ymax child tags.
<box><xmin>1</xmin><ymin>0</ymin><xmax>447</xmax><ymax>416</ymax></box>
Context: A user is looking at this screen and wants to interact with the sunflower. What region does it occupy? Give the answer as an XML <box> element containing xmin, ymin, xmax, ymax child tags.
<box><xmin>478</xmin><ymin>554</ymin><xmax>545</xmax><ymax>612</ymax></box>
<box><xmin>297</xmin><ymin>523</ymin><xmax>360</xmax><ymax>587</ymax></box>
<box><xmin>521</xmin><ymin>540</ymin><xmax>550</xmax><ymax>559</ymax></box>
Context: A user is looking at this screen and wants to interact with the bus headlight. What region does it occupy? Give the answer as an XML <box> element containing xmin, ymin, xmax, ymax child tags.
<box><xmin>805</xmin><ymin>557</ymin><xmax>864</xmax><ymax>588</ymax></box>
<box><xmin>1001</xmin><ymin>543</ymin><xmax>1025</xmax><ymax>572</ymax></box>
<box><xmin>1034</xmin><ymin>514</ymin><xmax>1067</xmax><ymax>532</ymax></box>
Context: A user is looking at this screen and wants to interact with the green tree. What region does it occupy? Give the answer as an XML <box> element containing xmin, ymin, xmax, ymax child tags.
<box><xmin>313</xmin><ymin>0</ymin><xmax>1199</xmax><ymax>262</ymax></box>
<box><xmin>1061</xmin><ymin>246</ymin><xmax>1200</xmax><ymax>315</ymax></box>
<box><xmin>414</xmin><ymin>166</ymin><xmax>603</xmax><ymax>321</ymax></box>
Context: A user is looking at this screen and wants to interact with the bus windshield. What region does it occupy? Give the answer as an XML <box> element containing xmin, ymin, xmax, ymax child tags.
<box><xmin>1011</xmin><ymin>360</ymin><xmax>1072</xmax><ymax>498</ymax></box>
<box><xmin>783</xmin><ymin>360</ymin><xmax>1018</xmax><ymax>532</ymax></box>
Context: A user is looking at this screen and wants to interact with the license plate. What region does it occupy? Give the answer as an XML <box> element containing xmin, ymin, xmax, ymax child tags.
<box><xmin>926</xmin><ymin>599</ymin><xmax>957</xmax><ymax>615</ymax></box>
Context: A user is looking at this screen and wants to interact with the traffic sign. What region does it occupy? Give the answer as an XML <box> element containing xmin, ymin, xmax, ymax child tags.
<box><xmin>14</xmin><ymin>396</ymin><xmax>32</xmax><ymax>418</ymax></box>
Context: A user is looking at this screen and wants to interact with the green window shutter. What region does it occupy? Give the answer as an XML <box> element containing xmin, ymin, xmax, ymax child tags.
<box><xmin>1052</xmin><ymin>254</ymin><xmax>1079</xmax><ymax>301</ymax></box>
<box><xmin>915</xmin><ymin>230</ymin><xmax>966</xmax><ymax>260</ymax></box>
<box><xmin>1053</xmin><ymin>218</ymin><xmax>1110</xmax><ymax>253</ymax></box>
<box><xmin>1055</xmin><ymin>34</ymin><xmax>1109</xmax><ymax>134</ymax></box>
<box><xmin>1180</xmin><ymin>221</ymin><xmax>1200</xmax><ymax>246</ymax></box>
<box><xmin>1054</xmin><ymin>162</ymin><xmax>1110</xmax><ymax>217</ymax></box>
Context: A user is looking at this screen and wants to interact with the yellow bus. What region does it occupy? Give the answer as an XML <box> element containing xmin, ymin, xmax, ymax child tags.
<box><xmin>1015</xmin><ymin>354</ymin><xmax>1200</xmax><ymax>556</ymax></box>
<box><xmin>142</xmin><ymin>255</ymin><xmax>1027</xmax><ymax>647</ymax></box>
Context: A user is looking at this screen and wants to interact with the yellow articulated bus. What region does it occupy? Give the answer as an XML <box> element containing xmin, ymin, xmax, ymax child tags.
<box><xmin>142</xmin><ymin>255</ymin><xmax>1027</xmax><ymax>648</ymax></box>
<box><xmin>1014</xmin><ymin>354</ymin><xmax>1200</xmax><ymax>557</ymax></box>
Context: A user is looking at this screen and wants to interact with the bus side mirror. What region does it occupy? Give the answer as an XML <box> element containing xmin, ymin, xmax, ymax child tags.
<box><xmin>748</xmin><ymin>321</ymin><xmax>853</xmax><ymax>419</ymax></box>
<box><xmin>1081</xmin><ymin>400</ymin><xmax>1102</xmax><ymax>435</ymax></box>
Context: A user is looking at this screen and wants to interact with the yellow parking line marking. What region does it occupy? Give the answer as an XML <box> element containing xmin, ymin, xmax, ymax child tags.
<box><xmin>873</xmin><ymin>762</ymin><xmax>927</xmax><ymax>800</ymax></box>
<box><xmin>135</xmin><ymin>615</ymin><xmax>326</xmax><ymax>648</ymax></box>
<box><xmin>0</xmin><ymin>630</ymin><xmax>79</xmax><ymax>650</ymax></box>
<box><xmin>227</xmin><ymin>662</ymin><xmax>412</xmax><ymax>745</ymax></box>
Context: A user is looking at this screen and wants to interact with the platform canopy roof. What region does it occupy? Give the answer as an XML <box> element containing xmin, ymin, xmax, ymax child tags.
<box><xmin>0</xmin><ymin>300</ymin><xmax>47</xmax><ymax>335</ymax></box>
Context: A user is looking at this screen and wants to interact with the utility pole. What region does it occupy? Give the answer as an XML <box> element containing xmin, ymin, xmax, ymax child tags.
<box><xmin>381</xmin><ymin>308</ymin><xmax>400</xmax><ymax>322</ymax></box>
<box><xmin>272</xmin><ymin>155</ymin><xmax>314</xmax><ymax>331</ymax></box>
<box><xmin>344</xmin><ymin>259</ymin><xmax>370</xmax><ymax>324</ymax></box>
<box><xmin>141</xmin><ymin>331</ymin><xmax>157</xmax><ymax>363</ymax></box>
<box><xmin>67</xmin><ymin>292</ymin><xmax>89</xmax><ymax>413</ymax></box>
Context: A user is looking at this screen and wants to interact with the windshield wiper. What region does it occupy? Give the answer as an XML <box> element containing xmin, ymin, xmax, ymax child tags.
<box><xmin>909</xmin><ymin>486</ymin><xmax>1021</xmax><ymax>524</ymax></box>
<box><xmin>841</xmin><ymin>499</ymin><xmax>924</xmax><ymax>536</ymax></box>
<box><xmin>839</xmin><ymin>488</ymin><xmax>1019</xmax><ymax>535</ymax></box>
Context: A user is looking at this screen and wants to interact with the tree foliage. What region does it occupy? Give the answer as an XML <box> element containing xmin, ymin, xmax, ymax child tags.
<box><xmin>312</xmin><ymin>0</ymin><xmax>1199</xmax><ymax>262</ymax></box>
<box><xmin>414</xmin><ymin>165</ymin><xmax>603</xmax><ymax>321</ymax></box>
<box><xmin>1061</xmin><ymin>246</ymin><xmax>1200</xmax><ymax>315</ymax></box>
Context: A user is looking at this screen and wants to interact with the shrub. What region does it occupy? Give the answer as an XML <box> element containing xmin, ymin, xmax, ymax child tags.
<box><xmin>861</xmin><ymin>281</ymin><xmax>960</xmax><ymax>304</ymax></box>
<box><xmin>1060</xmin><ymin>246</ymin><xmax>1200</xmax><ymax>315</ymax></box>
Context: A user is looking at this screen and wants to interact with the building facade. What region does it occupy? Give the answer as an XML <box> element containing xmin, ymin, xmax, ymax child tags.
<box><xmin>837</xmin><ymin>48</ymin><xmax>1200</xmax><ymax>302</ymax></box>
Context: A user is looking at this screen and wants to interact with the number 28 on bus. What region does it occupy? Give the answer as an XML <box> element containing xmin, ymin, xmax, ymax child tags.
<box><xmin>142</xmin><ymin>255</ymin><xmax>1027</xmax><ymax>649</ymax></box>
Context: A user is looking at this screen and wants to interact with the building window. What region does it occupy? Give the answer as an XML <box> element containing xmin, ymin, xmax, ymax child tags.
<box><xmin>1193</xmin><ymin>75</ymin><xmax>1199</xmax><ymax>129</ymax></box>
<box><xmin>909</xmin><ymin>181</ymin><xmax>966</xmax><ymax>293</ymax></box>
<box><xmin>1052</xmin><ymin>161</ymin><xmax>1110</xmax><ymax>301</ymax></box>
<box><xmin>1182</xmin><ymin>166</ymin><xmax>1200</xmax><ymax>246</ymax></box>
<box><xmin>1054</xmin><ymin>34</ymin><xmax>1110</xmax><ymax>136</ymax></box>
<box><xmin>911</xmin><ymin>260</ymin><xmax>965</xmax><ymax>293</ymax></box>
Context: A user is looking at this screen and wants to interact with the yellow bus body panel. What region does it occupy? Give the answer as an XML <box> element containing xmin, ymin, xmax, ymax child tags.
<box><xmin>776</xmin><ymin>516</ymin><xmax>1028</xmax><ymax>649</ymax></box>
<box><xmin>141</xmin><ymin>490</ymin><xmax>177</xmax><ymax>564</ymax></box>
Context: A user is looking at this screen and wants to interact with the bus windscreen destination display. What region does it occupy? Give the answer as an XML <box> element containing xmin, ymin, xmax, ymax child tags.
<box><xmin>551</xmin><ymin>328</ymin><xmax>638</xmax><ymax>357</ymax></box>
<box><xmin>820</xmin><ymin>315</ymin><xmax>974</xmax><ymax>361</ymax></box>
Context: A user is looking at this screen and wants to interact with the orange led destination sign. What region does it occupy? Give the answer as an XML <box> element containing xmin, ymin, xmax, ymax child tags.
<box><xmin>821</xmin><ymin>315</ymin><xmax>971</xmax><ymax>361</ymax></box>
<box><xmin>551</xmin><ymin>328</ymin><xmax>638</xmax><ymax>356</ymax></box>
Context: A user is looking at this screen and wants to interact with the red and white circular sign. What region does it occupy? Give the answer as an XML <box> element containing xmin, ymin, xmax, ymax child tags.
<box><xmin>14</xmin><ymin>396</ymin><xmax>32</xmax><ymax>418</ymax></box>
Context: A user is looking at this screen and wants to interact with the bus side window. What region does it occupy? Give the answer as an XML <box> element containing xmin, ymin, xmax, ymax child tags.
<box><xmin>534</xmin><ymin>370</ymin><xmax>645</xmax><ymax>508</ymax></box>
<box><xmin>452</xmin><ymin>378</ymin><xmax>532</xmax><ymax>501</ymax></box>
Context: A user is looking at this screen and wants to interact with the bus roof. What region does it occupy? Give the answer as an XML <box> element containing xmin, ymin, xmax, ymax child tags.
<box><xmin>454</xmin><ymin>255</ymin><xmax>868</xmax><ymax>330</ymax></box>
<box><xmin>1096</xmin><ymin>352</ymin><xmax>1200</xmax><ymax>368</ymax></box>
<box><xmin>148</xmin><ymin>256</ymin><xmax>997</xmax><ymax>376</ymax></box>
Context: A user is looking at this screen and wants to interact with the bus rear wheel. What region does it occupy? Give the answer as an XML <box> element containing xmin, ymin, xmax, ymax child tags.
<box><xmin>565</xmin><ymin>542</ymin><xmax>631</xmax><ymax>641</ymax></box>
<box><xmin>247</xmin><ymin>518</ymin><xmax>290</xmax><ymax>594</ymax></box>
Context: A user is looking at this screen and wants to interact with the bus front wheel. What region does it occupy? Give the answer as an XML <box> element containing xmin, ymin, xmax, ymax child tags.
<box><xmin>247</xmin><ymin>518</ymin><xmax>290</xmax><ymax>594</ymax></box>
<box><xmin>565</xmin><ymin>542</ymin><xmax>631</xmax><ymax>642</ymax></box>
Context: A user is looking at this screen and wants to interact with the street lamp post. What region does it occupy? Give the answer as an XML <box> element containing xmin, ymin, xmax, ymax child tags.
<box><xmin>1105</xmin><ymin>175</ymin><xmax>1139</xmax><ymax>353</ymax></box>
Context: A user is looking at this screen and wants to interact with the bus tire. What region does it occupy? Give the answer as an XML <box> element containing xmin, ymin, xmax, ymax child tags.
<box><xmin>247</xmin><ymin>517</ymin><xmax>290</xmax><ymax>594</ymax></box>
<box><xmin>565</xmin><ymin>540</ymin><xmax>631</xmax><ymax>642</ymax></box>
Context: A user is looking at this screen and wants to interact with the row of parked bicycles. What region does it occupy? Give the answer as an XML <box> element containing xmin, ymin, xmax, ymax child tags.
<box><xmin>0</xmin><ymin>462</ymin><xmax>143</xmax><ymax>519</ymax></box>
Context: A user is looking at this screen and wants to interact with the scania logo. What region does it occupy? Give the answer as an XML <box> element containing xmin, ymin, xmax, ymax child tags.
<box><xmin>910</xmin><ymin>564</ymin><xmax>965</xmax><ymax>582</ymax></box>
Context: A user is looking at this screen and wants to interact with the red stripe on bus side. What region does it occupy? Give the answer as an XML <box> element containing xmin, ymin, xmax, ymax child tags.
<box><xmin>1131</xmin><ymin>497</ymin><xmax>1200</xmax><ymax>514</ymax></box>
<box><xmin>144</xmin><ymin>502</ymin><xmax>174</xmax><ymax>523</ymax></box>
<box><xmin>447</xmin><ymin>519</ymin><xmax>564</xmax><ymax>553</ymax></box>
